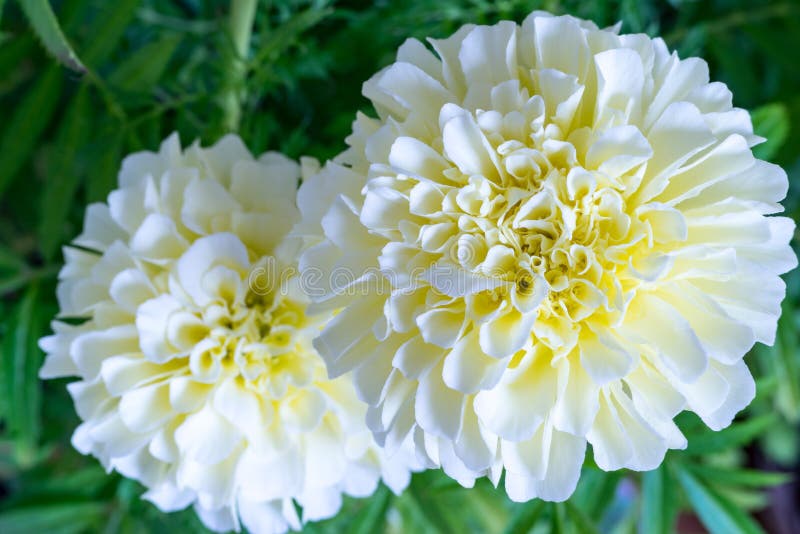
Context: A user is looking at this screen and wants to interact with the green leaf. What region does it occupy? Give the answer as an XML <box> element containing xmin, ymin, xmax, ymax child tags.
<box><xmin>503</xmin><ymin>500</ymin><xmax>544</xmax><ymax>534</ymax></box>
<box><xmin>250</xmin><ymin>6</ymin><xmax>334</xmax><ymax>71</ymax></box>
<box><xmin>1</xmin><ymin>284</ymin><xmax>44</xmax><ymax>466</ymax></box>
<box><xmin>685</xmin><ymin>414</ymin><xmax>776</xmax><ymax>455</ymax></box>
<box><xmin>85</xmin><ymin>126</ymin><xmax>124</xmax><ymax>203</ymax></box>
<box><xmin>0</xmin><ymin>244</ymin><xmax>26</xmax><ymax>271</ymax></box>
<box><xmin>576</xmin><ymin>469</ymin><xmax>624</xmax><ymax>520</ymax></box>
<box><xmin>0</xmin><ymin>265</ymin><xmax>58</xmax><ymax>298</ymax></box>
<box><xmin>687</xmin><ymin>464</ymin><xmax>789</xmax><ymax>489</ymax></box>
<box><xmin>38</xmin><ymin>84</ymin><xmax>91</xmax><ymax>260</ymax></box>
<box><xmin>80</xmin><ymin>0</ymin><xmax>139</xmax><ymax>66</ymax></box>
<box><xmin>18</xmin><ymin>0</ymin><xmax>85</xmax><ymax>72</ymax></box>
<box><xmin>0</xmin><ymin>65</ymin><xmax>63</xmax><ymax>200</ymax></box>
<box><xmin>406</xmin><ymin>475</ymin><xmax>452</xmax><ymax>533</ymax></box>
<box><xmin>0</xmin><ymin>502</ymin><xmax>105</xmax><ymax>534</ymax></box>
<box><xmin>108</xmin><ymin>33</ymin><xmax>182</xmax><ymax>93</ymax></box>
<box><xmin>751</xmin><ymin>103</ymin><xmax>789</xmax><ymax>161</ymax></box>
<box><xmin>565</xmin><ymin>501</ymin><xmax>599</xmax><ymax>534</ymax></box>
<box><xmin>675</xmin><ymin>465</ymin><xmax>764</xmax><ymax>534</ymax></box>
<box><xmin>348</xmin><ymin>484</ymin><xmax>392</xmax><ymax>534</ymax></box>
<box><xmin>550</xmin><ymin>502</ymin><xmax>567</xmax><ymax>534</ymax></box>
<box><xmin>640</xmin><ymin>468</ymin><xmax>671</xmax><ymax>534</ymax></box>
<box><xmin>774</xmin><ymin>300</ymin><xmax>800</xmax><ymax>421</ymax></box>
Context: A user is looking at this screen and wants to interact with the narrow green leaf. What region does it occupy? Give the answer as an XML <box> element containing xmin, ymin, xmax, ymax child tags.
<box><xmin>0</xmin><ymin>265</ymin><xmax>59</xmax><ymax>297</ymax></box>
<box><xmin>85</xmin><ymin>126</ymin><xmax>124</xmax><ymax>203</ymax></box>
<box><xmin>0</xmin><ymin>65</ymin><xmax>63</xmax><ymax>199</ymax></box>
<box><xmin>579</xmin><ymin>469</ymin><xmax>624</xmax><ymax>520</ymax></box>
<box><xmin>775</xmin><ymin>300</ymin><xmax>800</xmax><ymax>421</ymax></box>
<box><xmin>550</xmin><ymin>502</ymin><xmax>567</xmax><ymax>534</ymax></box>
<box><xmin>80</xmin><ymin>0</ymin><xmax>139</xmax><ymax>66</ymax></box>
<box><xmin>565</xmin><ymin>501</ymin><xmax>599</xmax><ymax>534</ymax></box>
<box><xmin>250</xmin><ymin>6</ymin><xmax>334</xmax><ymax>70</ymax></box>
<box><xmin>406</xmin><ymin>476</ymin><xmax>451</xmax><ymax>533</ymax></box>
<box><xmin>751</xmin><ymin>103</ymin><xmax>789</xmax><ymax>161</ymax></box>
<box><xmin>640</xmin><ymin>469</ymin><xmax>667</xmax><ymax>534</ymax></box>
<box><xmin>687</xmin><ymin>464</ymin><xmax>790</xmax><ymax>489</ymax></box>
<box><xmin>349</xmin><ymin>484</ymin><xmax>392</xmax><ymax>534</ymax></box>
<box><xmin>39</xmin><ymin>84</ymin><xmax>91</xmax><ymax>260</ymax></box>
<box><xmin>1</xmin><ymin>284</ymin><xmax>44</xmax><ymax>466</ymax></box>
<box><xmin>0</xmin><ymin>502</ymin><xmax>105</xmax><ymax>534</ymax></box>
<box><xmin>675</xmin><ymin>465</ymin><xmax>764</xmax><ymax>534</ymax></box>
<box><xmin>685</xmin><ymin>414</ymin><xmax>776</xmax><ymax>455</ymax></box>
<box><xmin>107</xmin><ymin>33</ymin><xmax>182</xmax><ymax>93</ymax></box>
<box><xmin>18</xmin><ymin>0</ymin><xmax>85</xmax><ymax>72</ymax></box>
<box><xmin>503</xmin><ymin>500</ymin><xmax>544</xmax><ymax>534</ymax></box>
<box><xmin>0</xmin><ymin>244</ymin><xmax>26</xmax><ymax>271</ymax></box>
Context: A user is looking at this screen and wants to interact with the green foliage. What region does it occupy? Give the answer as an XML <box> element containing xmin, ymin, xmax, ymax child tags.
<box><xmin>0</xmin><ymin>0</ymin><xmax>798</xmax><ymax>532</ymax></box>
<box><xmin>674</xmin><ymin>465</ymin><xmax>765</xmax><ymax>534</ymax></box>
<box><xmin>17</xmin><ymin>0</ymin><xmax>84</xmax><ymax>72</ymax></box>
<box><xmin>752</xmin><ymin>103</ymin><xmax>790</xmax><ymax>161</ymax></box>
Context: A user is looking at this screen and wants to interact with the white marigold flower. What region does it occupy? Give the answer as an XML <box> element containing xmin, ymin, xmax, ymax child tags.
<box><xmin>294</xmin><ymin>12</ymin><xmax>797</xmax><ymax>501</ymax></box>
<box><xmin>39</xmin><ymin>134</ymin><xmax>415</xmax><ymax>533</ymax></box>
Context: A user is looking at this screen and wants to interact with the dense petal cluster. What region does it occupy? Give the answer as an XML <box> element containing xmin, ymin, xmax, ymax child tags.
<box><xmin>295</xmin><ymin>12</ymin><xmax>796</xmax><ymax>501</ymax></box>
<box><xmin>39</xmin><ymin>134</ymin><xmax>414</xmax><ymax>533</ymax></box>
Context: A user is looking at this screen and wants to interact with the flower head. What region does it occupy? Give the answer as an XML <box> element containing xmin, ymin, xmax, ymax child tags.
<box><xmin>295</xmin><ymin>12</ymin><xmax>796</xmax><ymax>501</ymax></box>
<box><xmin>39</xmin><ymin>134</ymin><xmax>414</xmax><ymax>533</ymax></box>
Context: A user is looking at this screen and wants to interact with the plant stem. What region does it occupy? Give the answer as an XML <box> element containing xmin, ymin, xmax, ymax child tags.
<box><xmin>222</xmin><ymin>0</ymin><xmax>257</xmax><ymax>133</ymax></box>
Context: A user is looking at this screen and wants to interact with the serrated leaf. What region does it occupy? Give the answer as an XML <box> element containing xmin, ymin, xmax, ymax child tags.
<box><xmin>0</xmin><ymin>65</ymin><xmax>63</xmax><ymax>199</ymax></box>
<box><xmin>1</xmin><ymin>284</ymin><xmax>44</xmax><ymax>466</ymax></box>
<box><xmin>751</xmin><ymin>103</ymin><xmax>789</xmax><ymax>161</ymax></box>
<box><xmin>18</xmin><ymin>0</ymin><xmax>85</xmax><ymax>72</ymax></box>
<box><xmin>39</xmin><ymin>84</ymin><xmax>91</xmax><ymax>260</ymax></box>
<box><xmin>675</xmin><ymin>465</ymin><xmax>764</xmax><ymax>534</ymax></box>
<box><xmin>685</xmin><ymin>414</ymin><xmax>776</xmax><ymax>455</ymax></box>
<box><xmin>108</xmin><ymin>33</ymin><xmax>182</xmax><ymax>93</ymax></box>
<box><xmin>0</xmin><ymin>502</ymin><xmax>105</xmax><ymax>534</ymax></box>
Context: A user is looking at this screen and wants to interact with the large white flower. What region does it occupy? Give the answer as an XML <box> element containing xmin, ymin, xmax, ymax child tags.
<box><xmin>294</xmin><ymin>12</ymin><xmax>796</xmax><ymax>501</ymax></box>
<box><xmin>39</xmin><ymin>134</ymin><xmax>415</xmax><ymax>533</ymax></box>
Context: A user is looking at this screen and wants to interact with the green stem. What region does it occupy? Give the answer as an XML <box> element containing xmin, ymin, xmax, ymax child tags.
<box><xmin>222</xmin><ymin>0</ymin><xmax>257</xmax><ymax>133</ymax></box>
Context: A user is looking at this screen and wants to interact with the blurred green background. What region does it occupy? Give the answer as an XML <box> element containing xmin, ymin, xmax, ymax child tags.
<box><xmin>0</xmin><ymin>0</ymin><xmax>798</xmax><ymax>532</ymax></box>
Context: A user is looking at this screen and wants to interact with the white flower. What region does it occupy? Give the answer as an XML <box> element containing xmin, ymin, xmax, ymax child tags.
<box><xmin>39</xmin><ymin>134</ymin><xmax>415</xmax><ymax>533</ymax></box>
<box><xmin>294</xmin><ymin>12</ymin><xmax>796</xmax><ymax>502</ymax></box>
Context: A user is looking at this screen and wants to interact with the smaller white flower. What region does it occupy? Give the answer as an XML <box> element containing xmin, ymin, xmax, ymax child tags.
<box><xmin>39</xmin><ymin>134</ymin><xmax>417</xmax><ymax>533</ymax></box>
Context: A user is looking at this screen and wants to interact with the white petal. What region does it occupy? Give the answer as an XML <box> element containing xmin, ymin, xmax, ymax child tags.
<box><xmin>442</xmin><ymin>329</ymin><xmax>508</xmax><ymax>393</ymax></box>
<box><xmin>174</xmin><ymin>404</ymin><xmax>241</xmax><ymax>464</ymax></box>
<box><xmin>479</xmin><ymin>308</ymin><xmax>536</xmax><ymax>358</ymax></box>
<box><xmin>415</xmin><ymin>359</ymin><xmax>466</xmax><ymax>440</ymax></box>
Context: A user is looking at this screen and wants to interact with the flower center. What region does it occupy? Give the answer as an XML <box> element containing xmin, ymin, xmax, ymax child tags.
<box><xmin>387</xmin><ymin>83</ymin><xmax>659</xmax><ymax>354</ymax></box>
<box><xmin>166</xmin><ymin>261</ymin><xmax>319</xmax><ymax>395</ymax></box>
